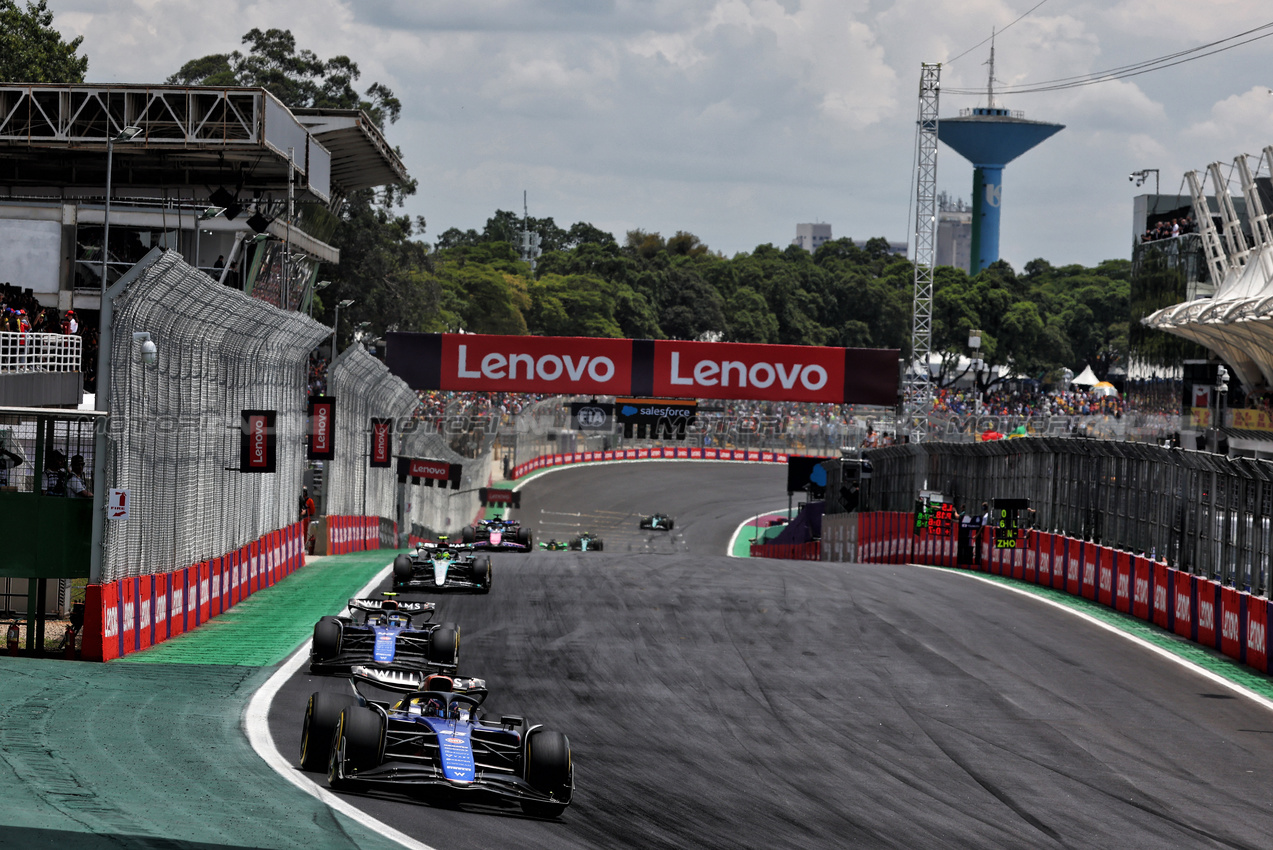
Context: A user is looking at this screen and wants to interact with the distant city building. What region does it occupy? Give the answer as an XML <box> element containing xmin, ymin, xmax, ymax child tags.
<box><xmin>937</xmin><ymin>193</ymin><xmax>972</xmax><ymax>272</ymax></box>
<box><xmin>793</xmin><ymin>222</ymin><xmax>832</xmax><ymax>252</ymax></box>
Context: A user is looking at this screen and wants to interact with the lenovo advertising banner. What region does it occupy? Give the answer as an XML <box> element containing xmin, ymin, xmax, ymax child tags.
<box><xmin>240</xmin><ymin>410</ymin><xmax>277</xmax><ymax>473</ymax></box>
<box><xmin>308</xmin><ymin>396</ymin><xmax>335</xmax><ymax>461</ymax></box>
<box><xmin>370</xmin><ymin>418</ymin><xmax>392</xmax><ymax>468</ymax></box>
<box><xmin>397</xmin><ymin>457</ymin><xmax>463</xmax><ymax>490</ymax></box>
<box><xmin>385</xmin><ymin>332</ymin><xmax>899</xmax><ymax>405</ymax></box>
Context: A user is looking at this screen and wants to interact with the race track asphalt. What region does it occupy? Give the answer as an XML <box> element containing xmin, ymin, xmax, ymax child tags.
<box><xmin>268</xmin><ymin>462</ymin><xmax>1273</xmax><ymax>850</ymax></box>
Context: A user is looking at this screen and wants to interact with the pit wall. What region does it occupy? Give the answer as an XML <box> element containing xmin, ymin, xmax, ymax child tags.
<box><xmin>850</xmin><ymin>512</ymin><xmax>1270</xmax><ymax>676</ymax></box>
<box><xmin>81</xmin><ymin>515</ymin><xmax>394</xmax><ymax>662</ymax></box>
<box><xmin>513</xmin><ymin>446</ymin><xmax>791</xmax><ymax>479</ymax></box>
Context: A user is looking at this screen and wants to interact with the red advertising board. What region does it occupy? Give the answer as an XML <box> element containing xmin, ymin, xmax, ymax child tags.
<box><xmin>1220</xmin><ymin>586</ymin><xmax>1242</xmax><ymax>662</ymax></box>
<box><xmin>119</xmin><ymin>577</ymin><xmax>135</xmax><ymax>657</ymax></box>
<box><xmin>409</xmin><ymin>459</ymin><xmax>450</xmax><ymax>480</ymax></box>
<box><xmin>1153</xmin><ymin>562</ymin><xmax>1171</xmax><ymax>629</ymax></box>
<box><xmin>370</xmin><ymin>418</ymin><xmax>393</xmax><ymax>467</ymax></box>
<box><xmin>1196</xmin><ymin>578</ymin><xmax>1219</xmax><ymax>649</ymax></box>
<box><xmin>1247</xmin><ymin>596</ymin><xmax>1268</xmax><ymax>673</ymax></box>
<box><xmin>1098</xmin><ymin>548</ymin><xmax>1114</xmax><ymax>606</ymax></box>
<box><xmin>385</xmin><ymin>332</ymin><xmax>899</xmax><ymax>405</ymax></box>
<box><xmin>153</xmin><ymin>573</ymin><xmax>168</xmax><ymax>643</ymax></box>
<box><xmin>1065</xmin><ymin>539</ymin><xmax>1082</xmax><ymax>595</ymax></box>
<box><xmin>169</xmin><ymin>568</ymin><xmax>186</xmax><ymax>639</ymax></box>
<box><xmin>199</xmin><ymin>561</ymin><xmax>211</xmax><ymax>625</ymax></box>
<box><xmin>1113</xmin><ymin>552</ymin><xmax>1131</xmax><ymax>613</ymax></box>
<box><xmin>1082</xmin><ymin>545</ymin><xmax>1099</xmax><ymax>601</ymax></box>
<box><xmin>137</xmin><ymin>575</ymin><xmax>152</xmax><ymax>651</ymax></box>
<box><xmin>1173</xmin><ymin>571</ymin><xmax>1194</xmax><ymax>639</ymax></box>
<box><xmin>1132</xmin><ymin>557</ymin><xmax>1151</xmax><ymax>621</ymax></box>
<box><xmin>308</xmin><ymin>396</ymin><xmax>335</xmax><ymax>461</ymax></box>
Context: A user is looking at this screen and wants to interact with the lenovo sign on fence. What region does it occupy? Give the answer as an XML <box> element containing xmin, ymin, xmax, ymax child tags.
<box><xmin>239</xmin><ymin>410</ymin><xmax>277</xmax><ymax>473</ymax></box>
<box><xmin>308</xmin><ymin>396</ymin><xmax>335</xmax><ymax>461</ymax></box>
<box><xmin>385</xmin><ymin>332</ymin><xmax>899</xmax><ymax>405</ymax></box>
<box><xmin>370</xmin><ymin>418</ymin><xmax>392</xmax><ymax>468</ymax></box>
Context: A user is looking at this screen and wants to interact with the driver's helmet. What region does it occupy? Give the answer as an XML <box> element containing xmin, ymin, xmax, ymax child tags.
<box><xmin>437</xmin><ymin>551</ymin><xmax>452</xmax><ymax>561</ymax></box>
<box><xmin>422</xmin><ymin>698</ymin><xmax>445</xmax><ymax>717</ymax></box>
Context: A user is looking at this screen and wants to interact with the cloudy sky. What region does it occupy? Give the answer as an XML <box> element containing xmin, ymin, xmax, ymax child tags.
<box><xmin>52</xmin><ymin>0</ymin><xmax>1273</xmax><ymax>269</ymax></box>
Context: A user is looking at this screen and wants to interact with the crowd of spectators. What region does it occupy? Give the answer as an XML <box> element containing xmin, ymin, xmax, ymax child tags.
<box><xmin>307</xmin><ymin>352</ymin><xmax>328</xmax><ymax>396</ymax></box>
<box><xmin>933</xmin><ymin>385</ymin><xmax>1125</xmax><ymax>418</ymax></box>
<box><xmin>1140</xmin><ymin>216</ymin><xmax>1197</xmax><ymax>243</ymax></box>
<box><xmin>0</xmin><ymin>282</ymin><xmax>98</xmax><ymax>391</ymax></box>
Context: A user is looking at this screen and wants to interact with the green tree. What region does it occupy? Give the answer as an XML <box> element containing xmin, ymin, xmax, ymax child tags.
<box><xmin>0</xmin><ymin>0</ymin><xmax>87</xmax><ymax>83</ymax></box>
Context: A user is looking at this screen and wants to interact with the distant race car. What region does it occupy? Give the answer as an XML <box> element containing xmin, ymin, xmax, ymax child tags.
<box><xmin>309</xmin><ymin>596</ymin><xmax>460</xmax><ymax>676</ymax></box>
<box><xmin>639</xmin><ymin>513</ymin><xmax>675</xmax><ymax>531</ymax></box>
<box><xmin>568</xmin><ymin>531</ymin><xmax>604</xmax><ymax>552</ymax></box>
<box><xmin>393</xmin><ymin>539</ymin><xmax>492</xmax><ymax>593</ymax></box>
<box><xmin>538</xmin><ymin>539</ymin><xmax>569</xmax><ymax>551</ymax></box>
<box><xmin>463</xmin><ymin>514</ymin><xmax>533</xmax><ymax>553</ymax></box>
<box><xmin>301</xmin><ymin>666</ymin><xmax>574</xmax><ymax>818</ymax></box>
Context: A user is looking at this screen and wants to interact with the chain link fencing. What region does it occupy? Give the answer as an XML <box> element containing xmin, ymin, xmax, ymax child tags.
<box><xmin>104</xmin><ymin>249</ymin><xmax>330</xmax><ymax>582</ymax></box>
<box><xmin>864</xmin><ymin>438</ymin><xmax>1273</xmax><ymax>595</ymax></box>
<box><xmin>323</xmin><ymin>345</ymin><xmax>419</xmax><ymax>521</ymax></box>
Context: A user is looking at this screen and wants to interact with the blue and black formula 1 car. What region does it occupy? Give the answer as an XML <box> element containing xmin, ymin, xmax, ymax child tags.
<box><xmin>568</xmin><ymin>531</ymin><xmax>604</xmax><ymax>552</ymax></box>
<box><xmin>393</xmin><ymin>539</ymin><xmax>492</xmax><ymax>593</ymax></box>
<box><xmin>300</xmin><ymin>666</ymin><xmax>574</xmax><ymax>818</ymax></box>
<box><xmin>308</xmin><ymin>597</ymin><xmax>459</xmax><ymax>676</ymax></box>
<box><xmin>462</xmin><ymin>514</ymin><xmax>533</xmax><ymax>553</ymax></box>
<box><xmin>639</xmin><ymin>512</ymin><xmax>675</xmax><ymax>531</ymax></box>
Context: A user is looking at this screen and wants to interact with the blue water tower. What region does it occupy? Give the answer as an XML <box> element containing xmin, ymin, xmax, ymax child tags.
<box><xmin>938</xmin><ymin>106</ymin><xmax>1064</xmax><ymax>273</ymax></box>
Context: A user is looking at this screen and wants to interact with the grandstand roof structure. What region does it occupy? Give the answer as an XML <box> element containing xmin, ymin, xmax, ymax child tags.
<box><xmin>0</xmin><ymin>83</ymin><xmax>408</xmax><ymax>205</ymax></box>
<box><xmin>1144</xmin><ymin>148</ymin><xmax>1273</xmax><ymax>392</ymax></box>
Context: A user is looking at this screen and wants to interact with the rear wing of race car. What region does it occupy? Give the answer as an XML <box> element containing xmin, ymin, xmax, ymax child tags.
<box><xmin>347</xmin><ymin>598</ymin><xmax>435</xmax><ymax>616</ymax></box>
<box><xmin>350</xmin><ymin>664</ymin><xmax>489</xmax><ymax>697</ymax></box>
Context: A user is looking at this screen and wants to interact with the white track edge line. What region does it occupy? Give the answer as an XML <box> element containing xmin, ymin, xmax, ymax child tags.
<box><xmin>727</xmin><ymin>508</ymin><xmax>797</xmax><ymax>558</ymax></box>
<box><xmin>911</xmin><ymin>561</ymin><xmax>1273</xmax><ymax>715</ymax></box>
<box><xmin>244</xmin><ymin>560</ymin><xmax>440</xmax><ymax>850</ymax></box>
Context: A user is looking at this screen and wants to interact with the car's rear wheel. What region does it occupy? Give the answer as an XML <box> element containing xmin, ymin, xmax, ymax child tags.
<box><xmin>666</xmin><ymin>519</ymin><xmax>674</xmax><ymax>530</ymax></box>
<box><xmin>428</xmin><ymin>624</ymin><xmax>459</xmax><ymax>665</ymax></box>
<box><xmin>516</xmin><ymin>527</ymin><xmax>531</xmax><ymax>548</ymax></box>
<box><xmin>300</xmin><ymin>691</ymin><xmax>357</xmax><ymax>771</ymax></box>
<box><xmin>461</xmin><ymin>526</ymin><xmax>476</xmax><ymax>545</ymax></box>
<box><xmin>594</xmin><ymin>540</ymin><xmax>604</xmax><ymax>551</ymax></box>
<box><xmin>312</xmin><ymin>616</ymin><xmax>341</xmax><ymax>660</ymax></box>
<box><xmin>521</xmin><ymin>730</ymin><xmax>571</xmax><ymax>817</ymax></box>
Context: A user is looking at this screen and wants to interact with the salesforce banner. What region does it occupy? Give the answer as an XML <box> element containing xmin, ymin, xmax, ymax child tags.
<box><xmin>385</xmin><ymin>332</ymin><xmax>899</xmax><ymax>406</ymax></box>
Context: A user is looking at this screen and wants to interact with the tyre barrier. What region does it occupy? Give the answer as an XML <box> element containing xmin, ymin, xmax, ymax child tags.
<box><xmin>82</xmin><ymin>520</ymin><xmax>310</xmax><ymax>662</ymax></box>
<box><xmin>512</xmin><ymin>446</ymin><xmax>794</xmax><ymax>479</ymax></box>
<box><xmin>855</xmin><ymin>511</ymin><xmax>1271</xmax><ymax>676</ymax></box>
<box><xmin>750</xmin><ymin>542</ymin><xmax>822</xmax><ymax>560</ymax></box>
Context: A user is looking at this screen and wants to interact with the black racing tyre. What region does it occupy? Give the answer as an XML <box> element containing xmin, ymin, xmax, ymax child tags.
<box><xmin>341</xmin><ymin>707</ymin><xmax>385</xmax><ymax>771</ymax></box>
<box><xmin>300</xmin><ymin>691</ymin><xmax>357</xmax><ymax>771</ymax></box>
<box><xmin>393</xmin><ymin>554</ymin><xmax>413</xmax><ymax>582</ymax></box>
<box><xmin>594</xmin><ymin>539</ymin><xmax>604</xmax><ymax>552</ymax></box>
<box><xmin>516</xmin><ymin>526</ymin><xmax>530</xmax><ymax>547</ymax></box>
<box><xmin>521</xmin><ymin>730</ymin><xmax>571</xmax><ymax>817</ymax></box>
<box><xmin>666</xmin><ymin>519</ymin><xmax>674</xmax><ymax>530</ymax></box>
<box><xmin>472</xmin><ymin>556</ymin><xmax>492</xmax><ymax>593</ymax></box>
<box><xmin>312</xmin><ymin>616</ymin><xmax>341</xmax><ymax>660</ymax></box>
<box><xmin>461</xmin><ymin>526</ymin><xmax>476</xmax><ymax>545</ymax></box>
<box><xmin>428</xmin><ymin>624</ymin><xmax>459</xmax><ymax>665</ymax></box>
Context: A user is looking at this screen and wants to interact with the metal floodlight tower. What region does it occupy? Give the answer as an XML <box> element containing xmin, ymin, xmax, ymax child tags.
<box><xmin>905</xmin><ymin>63</ymin><xmax>941</xmax><ymax>444</ymax></box>
<box><xmin>937</xmin><ymin>40</ymin><xmax>1064</xmax><ymax>274</ymax></box>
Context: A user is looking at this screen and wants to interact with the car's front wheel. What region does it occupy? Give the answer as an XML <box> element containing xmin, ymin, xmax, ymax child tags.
<box><xmin>300</xmin><ymin>691</ymin><xmax>357</xmax><ymax>771</ymax></box>
<box><xmin>521</xmin><ymin>729</ymin><xmax>571</xmax><ymax>817</ymax></box>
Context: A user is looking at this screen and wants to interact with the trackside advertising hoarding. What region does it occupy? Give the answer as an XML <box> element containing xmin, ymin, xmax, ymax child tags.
<box><xmin>385</xmin><ymin>332</ymin><xmax>899</xmax><ymax>405</ymax></box>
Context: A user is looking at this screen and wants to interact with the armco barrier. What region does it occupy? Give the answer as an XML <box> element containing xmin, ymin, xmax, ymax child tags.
<box><xmin>852</xmin><ymin>511</ymin><xmax>1273</xmax><ymax>680</ymax></box>
<box><xmin>512</xmin><ymin>446</ymin><xmax>795</xmax><ymax>479</ymax></box>
<box><xmin>82</xmin><ymin>520</ymin><xmax>314</xmax><ymax>662</ymax></box>
<box><xmin>750</xmin><ymin>542</ymin><xmax>822</xmax><ymax>560</ymax></box>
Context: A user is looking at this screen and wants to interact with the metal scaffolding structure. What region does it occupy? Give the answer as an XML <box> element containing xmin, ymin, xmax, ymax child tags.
<box><xmin>905</xmin><ymin>63</ymin><xmax>941</xmax><ymax>443</ymax></box>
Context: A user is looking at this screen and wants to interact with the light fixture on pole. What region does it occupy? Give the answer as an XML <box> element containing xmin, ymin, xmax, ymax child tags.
<box><xmin>332</xmin><ymin>298</ymin><xmax>354</xmax><ymax>360</ymax></box>
<box><xmin>309</xmin><ymin>279</ymin><xmax>331</xmax><ymax>318</ymax></box>
<box><xmin>89</xmin><ymin>123</ymin><xmax>142</xmax><ymax>584</ymax></box>
<box><xmin>1129</xmin><ymin>169</ymin><xmax>1160</xmax><ymax>194</ymax></box>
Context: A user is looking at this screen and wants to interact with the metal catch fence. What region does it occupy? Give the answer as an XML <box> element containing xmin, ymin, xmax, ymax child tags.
<box><xmin>324</xmin><ymin>345</ymin><xmax>419</xmax><ymax>521</ymax></box>
<box><xmin>104</xmin><ymin>249</ymin><xmax>330</xmax><ymax>582</ymax></box>
<box><xmin>399</xmin><ymin>427</ymin><xmax>490</xmax><ymax>538</ymax></box>
<box><xmin>865</xmin><ymin>437</ymin><xmax>1273</xmax><ymax>596</ymax></box>
<box><xmin>0</xmin><ymin>332</ymin><xmax>81</xmax><ymax>374</ymax></box>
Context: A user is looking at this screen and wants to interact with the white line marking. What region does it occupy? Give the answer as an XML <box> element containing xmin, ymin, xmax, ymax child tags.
<box><xmin>540</xmin><ymin>510</ymin><xmax>582</xmax><ymax>517</ymax></box>
<box><xmin>727</xmin><ymin>508</ymin><xmax>796</xmax><ymax>558</ymax></box>
<box><xmin>244</xmin><ymin>561</ymin><xmax>439</xmax><ymax>850</ymax></box>
<box><xmin>911</xmin><ymin>562</ymin><xmax>1273</xmax><ymax>715</ymax></box>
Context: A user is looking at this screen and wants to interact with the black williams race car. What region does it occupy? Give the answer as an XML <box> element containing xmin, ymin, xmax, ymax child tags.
<box><xmin>639</xmin><ymin>513</ymin><xmax>675</xmax><ymax>531</ymax></box>
<box><xmin>393</xmin><ymin>539</ymin><xmax>492</xmax><ymax>593</ymax></box>
<box><xmin>308</xmin><ymin>596</ymin><xmax>459</xmax><ymax>676</ymax></box>
<box><xmin>301</xmin><ymin>666</ymin><xmax>574</xmax><ymax>818</ymax></box>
